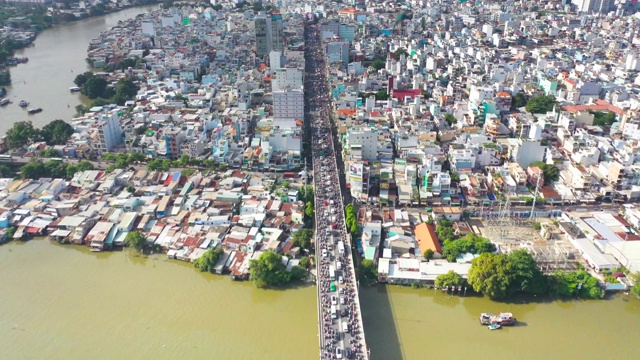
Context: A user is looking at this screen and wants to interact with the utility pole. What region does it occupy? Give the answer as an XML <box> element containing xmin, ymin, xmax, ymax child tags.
<box><xmin>530</xmin><ymin>173</ymin><xmax>542</xmax><ymax>220</ymax></box>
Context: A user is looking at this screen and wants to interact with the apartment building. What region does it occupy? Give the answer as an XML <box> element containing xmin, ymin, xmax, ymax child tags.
<box><xmin>273</xmin><ymin>87</ymin><xmax>304</xmax><ymax>120</ymax></box>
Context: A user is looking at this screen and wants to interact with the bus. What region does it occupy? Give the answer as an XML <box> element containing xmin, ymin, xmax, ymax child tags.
<box><xmin>329</xmin><ymin>265</ymin><xmax>336</xmax><ymax>280</ymax></box>
<box><xmin>0</xmin><ymin>154</ymin><xmax>13</xmax><ymax>162</ymax></box>
<box><xmin>337</xmin><ymin>241</ymin><xmax>345</xmax><ymax>256</ymax></box>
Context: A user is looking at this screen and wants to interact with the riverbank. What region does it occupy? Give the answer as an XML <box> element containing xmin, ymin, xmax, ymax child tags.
<box><xmin>0</xmin><ymin>1</ymin><xmax>161</xmax><ymax>87</ymax></box>
<box><xmin>0</xmin><ymin>5</ymin><xmax>160</xmax><ymax>135</ymax></box>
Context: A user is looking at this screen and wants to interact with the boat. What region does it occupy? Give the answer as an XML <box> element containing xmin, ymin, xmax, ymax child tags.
<box><xmin>19</xmin><ymin>100</ymin><xmax>29</xmax><ymax>108</ymax></box>
<box><xmin>27</xmin><ymin>107</ymin><xmax>43</xmax><ymax>114</ymax></box>
<box><xmin>0</xmin><ymin>98</ymin><xmax>9</xmax><ymax>106</ymax></box>
<box><xmin>69</xmin><ymin>86</ymin><xmax>81</xmax><ymax>92</ymax></box>
<box><xmin>480</xmin><ymin>312</ymin><xmax>516</xmax><ymax>326</ymax></box>
<box><xmin>488</xmin><ymin>324</ymin><xmax>501</xmax><ymax>330</ymax></box>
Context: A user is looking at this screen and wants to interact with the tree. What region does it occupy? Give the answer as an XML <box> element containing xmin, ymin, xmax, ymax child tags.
<box><xmin>360</xmin><ymin>259</ymin><xmax>378</xmax><ymax>284</ymax></box>
<box><xmin>113</xmin><ymin>77</ymin><xmax>140</xmax><ymax>105</ymax></box>
<box><xmin>81</xmin><ymin>76</ymin><xmax>108</xmax><ymax>99</ymax></box>
<box><xmin>20</xmin><ymin>160</ymin><xmax>47</xmax><ymax>179</ymax></box>
<box><xmin>290</xmin><ymin>265</ymin><xmax>307</xmax><ymax>281</ymax></box>
<box><xmin>6</xmin><ymin>121</ymin><xmax>38</xmax><ymax>149</ymax></box>
<box><xmin>435</xmin><ymin>270</ymin><xmax>464</xmax><ymax>288</ymax></box>
<box><xmin>530</xmin><ymin>161</ymin><xmax>560</xmax><ymax>185</ymax></box>
<box><xmin>506</xmin><ymin>249</ymin><xmax>547</xmax><ymax>296</ymax></box>
<box><xmin>126</xmin><ymin>185</ymin><xmax>136</xmax><ymax>193</ymax></box>
<box><xmin>292</xmin><ymin>228</ymin><xmax>313</xmax><ymax>249</ymax></box>
<box><xmin>444</xmin><ymin>113</ymin><xmax>457</xmax><ymax>126</ymax></box>
<box><xmin>371</xmin><ymin>59</ymin><xmax>385</xmax><ymax>70</ymax></box>
<box><xmin>375</xmin><ymin>90</ymin><xmax>389</xmax><ymax>101</ymax></box>
<box><xmin>423</xmin><ymin>249</ymin><xmax>434</xmax><ymax>260</ymax></box>
<box><xmin>525</xmin><ymin>95</ymin><xmax>556</xmax><ymax>114</ymax></box>
<box><xmin>548</xmin><ymin>270</ymin><xmax>604</xmax><ymax>299</ymax></box>
<box><xmin>532</xmin><ymin>222</ymin><xmax>542</xmax><ymax>230</ymax></box>
<box><xmin>74</xmin><ymin>71</ymin><xmax>93</xmax><ymax>87</ymax></box>
<box><xmin>249</xmin><ymin>250</ymin><xmax>292</xmax><ymax>288</ymax></box>
<box><xmin>442</xmin><ymin>233</ymin><xmax>496</xmax><ymax>262</ymax></box>
<box><xmin>305</xmin><ymin>201</ymin><xmax>314</xmax><ymax>218</ymax></box>
<box><xmin>125</xmin><ymin>231</ymin><xmax>147</xmax><ymax>252</ymax></box>
<box><xmin>193</xmin><ymin>248</ymin><xmax>224</xmax><ymax>273</ymax></box>
<box><xmin>467</xmin><ymin>253</ymin><xmax>514</xmax><ymax>300</ymax></box>
<box><xmin>162</xmin><ymin>0</ymin><xmax>174</xmax><ymax>9</ymax></box>
<box><xmin>511</xmin><ymin>92</ymin><xmax>527</xmax><ymax>108</ymax></box>
<box><xmin>299</xmin><ymin>256</ymin><xmax>310</xmax><ymax>269</ymax></box>
<box><xmin>40</xmin><ymin>119</ymin><xmax>74</xmax><ymax>145</ymax></box>
<box><xmin>591</xmin><ymin>111</ymin><xmax>616</xmax><ymax>127</ymax></box>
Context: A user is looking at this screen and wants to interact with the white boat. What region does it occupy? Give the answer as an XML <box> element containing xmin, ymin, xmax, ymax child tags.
<box><xmin>0</xmin><ymin>98</ymin><xmax>9</xmax><ymax>106</ymax></box>
<box><xmin>69</xmin><ymin>86</ymin><xmax>81</xmax><ymax>92</ymax></box>
<box><xmin>488</xmin><ymin>324</ymin><xmax>501</xmax><ymax>330</ymax></box>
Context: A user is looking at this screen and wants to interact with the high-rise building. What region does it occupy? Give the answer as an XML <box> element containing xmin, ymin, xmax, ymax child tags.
<box><xmin>273</xmin><ymin>87</ymin><xmax>304</xmax><ymax>121</ymax></box>
<box><xmin>94</xmin><ymin>112</ymin><xmax>123</xmax><ymax>156</ymax></box>
<box><xmin>254</xmin><ymin>12</ymin><xmax>272</xmax><ymax>58</ymax></box>
<box><xmin>271</xmin><ymin>13</ymin><xmax>284</xmax><ymax>52</ymax></box>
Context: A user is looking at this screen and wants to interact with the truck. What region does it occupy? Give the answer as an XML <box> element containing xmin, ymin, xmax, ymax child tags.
<box><xmin>337</xmin><ymin>241</ymin><xmax>345</xmax><ymax>256</ymax></box>
<box><xmin>329</xmin><ymin>265</ymin><xmax>336</xmax><ymax>280</ymax></box>
<box><xmin>283</xmin><ymin>172</ymin><xmax>295</xmax><ymax>179</ymax></box>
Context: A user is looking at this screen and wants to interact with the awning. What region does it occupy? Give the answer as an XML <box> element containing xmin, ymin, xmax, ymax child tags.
<box><xmin>50</xmin><ymin>229</ymin><xmax>71</xmax><ymax>237</ymax></box>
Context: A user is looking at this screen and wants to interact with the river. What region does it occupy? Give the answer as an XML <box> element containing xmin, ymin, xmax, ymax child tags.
<box><xmin>0</xmin><ymin>239</ymin><xmax>318</xmax><ymax>359</ymax></box>
<box><xmin>360</xmin><ymin>285</ymin><xmax>640</xmax><ymax>360</ymax></box>
<box><xmin>0</xmin><ymin>5</ymin><xmax>159</xmax><ymax>136</ymax></box>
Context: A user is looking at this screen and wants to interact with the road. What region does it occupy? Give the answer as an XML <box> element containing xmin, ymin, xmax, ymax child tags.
<box><xmin>305</xmin><ymin>22</ymin><xmax>368</xmax><ymax>360</ymax></box>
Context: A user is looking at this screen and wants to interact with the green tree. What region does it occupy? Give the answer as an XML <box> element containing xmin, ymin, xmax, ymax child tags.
<box><xmin>19</xmin><ymin>160</ymin><xmax>47</xmax><ymax>179</ymax></box>
<box><xmin>444</xmin><ymin>113</ymin><xmax>457</xmax><ymax>125</ymax></box>
<box><xmin>467</xmin><ymin>253</ymin><xmax>514</xmax><ymax>300</ymax></box>
<box><xmin>305</xmin><ymin>201</ymin><xmax>314</xmax><ymax>218</ymax></box>
<box><xmin>126</xmin><ymin>185</ymin><xmax>136</xmax><ymax>193</ymax></box>
<box><xmin>113</xmin><ymin>77</ymin><xmax>140</xmax><ymax>105</ymax></box>
<box><xmin>375</xmin><ymin>90</ymin><xmax>389</xmax><ymax>101</ymax></box>
<box><xmin>5</xmin><ymin>121</ymin><xmax>38</xmax><ymax>149</ymax></box>
<box><xmin>435</xmin><ymin>270</ymin><xmax>464</xmax><ymax>288</ymax></box>
<box><xmin>74</xmin><ymin>71</ymin><xmax>94</xmax><ymax>87</ymax></box>
<box><xmin>548</xmin><ymin>270</ymin><xmax>604</xmax><ymax>299</ymax></box>
<box><xmin>532</xmin><ymin>222</ymin><xmax>542</xmax><ymax>230</ymax></box>
<box><xmin>125</xmin><ymin>231</ymin><xmax>147</xmax><ymax>252</ymax></box>
<box><xmin>0</xmin><ymin>164</ymin><xmax>13</xmax><ymax>178</ymax></box>
<box><xmin>249</xmin><ymin>250</ymin><xmax>292</xmax><ymax>288</ymax></box>
<box><xmin>193</xmin><ymin>248</ymin><xmax>224</xmax><ymax>273</ymax></box>
<box><xmin>506</xmin><ymin>249</ymin><xmax>547</xmax><ymax>295</ymax></box>
<box><xmin>591</xmin><ymin>111</ymin><xmax>616</xmax><ymax>127</ymax></box>
<box><xmin>530</xmin><ymin>161</ymin><xmax>560</xmax><ymax>185</ymax></box>
<box><xmin>371</xmin><ymin>59</ymin><xmax>385</xmax><ymax>70</ymax></box>
<box><xmin>299</xmin><ymin>256</ymin><xmax>310</xmax><ymax>269</ymax></box>
<box><xmin>290</xmin><ymin>265</ymin><xmax>307</xmax><ymax>281</ymax></box>
<box><xmin>360</xmin><ymin>259</ymin><xmax>378</xmax><ymax>284</ymax></box>
<box><xmin>423</xmin><ymin>249</ymin><xmax>434</xmax><ymax>260</ymax></box>
<box><xmin>442</xmin><ymin>233</ymin><xmax>496</xmax><ymax>262</ymax></box>
<box><xmin>292</xmin><ymin>228</ymin><xmax>313</xmax><ymax>249</ymax></box>
<box><xmin>81</xmin><ymin>76</ymin><xmax>108</xmax><ymax>99</ymax></box>
<box><xmin>525</xmin><ymin>95</ymin><xmax>557</xmax><ymax>114</ymax></box>
<box><xmin>511</xmin><ymin>92</ymin><xmax>527</xmax><ymax>108</ymax></box>
<box><xmin>66</xmin><ymin>165</ymin><xmax>78</xmax><ymax>178</ymax></box>
<box><xmin>40</xmin><ymin>119</ymin><xmax>74</xmax><ymax>145</ymax></box>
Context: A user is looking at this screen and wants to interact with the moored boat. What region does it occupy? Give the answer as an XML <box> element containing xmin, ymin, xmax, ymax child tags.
<box><xmin>488</xmin><ymin>324</ymin><xmax>501</xmax><ymax>330</ymax></box>
<box><xmin>27</xmin><ymin>107</ymin><xmax>43</xmax><ymax>114</ymax></box>
<box><xmin>69</xmin><ymin>86</ymin><xmax>81</xmax><ymax>92</ymax></box>
<box><xmin>480</xmin><ymin>312</ymin><xmax>516</xmax><ymax>326</ymax></box>
<box><xmin>19</xmin><ymin>100</ymin><xmax>29</xmax><ymax>108</ymax></box>
<box><xmin>0</xmin><ymin>98</ymin><xmax>9</xmax><ymax>106</ymax></box>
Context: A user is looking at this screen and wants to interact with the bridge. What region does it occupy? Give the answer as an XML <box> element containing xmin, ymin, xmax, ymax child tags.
<box><xmin>304</xmin><ymin>22</ymin><xmax>369</xmax><ymax>360</ymax></box>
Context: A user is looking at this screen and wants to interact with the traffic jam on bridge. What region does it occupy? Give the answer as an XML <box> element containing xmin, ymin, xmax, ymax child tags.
<box><xmin>306</xmin><ymin>23</ymin><xmax>368</xmax><ymax>360</ymax></box>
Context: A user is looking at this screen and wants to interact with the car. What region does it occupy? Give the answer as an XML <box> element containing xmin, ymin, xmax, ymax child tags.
<box><xmin>336</xmin><ymin>347</ymin><xmax>343</xmax><ymax>359</ymax></box>
<box><xmin>345</xmin><ymin>348</ymin><xmax>354</xmax><ymax>359</ymax></box>
<box><xmin>338</xmin><ymin>276</ymin><xmax>344</xmax><ymax>284</ymax></box>
<box><xmin>340</xmin><ymin>297</ymin><xmax>346</xmax><ymax>305</ymax></box>
<box><xmin>339</xmin><ymin>287</ymin><xmax>344</xmax><ymax>295</ymax></box>
<box><xmin>322</xmin><ymin>249</ymin><xmax>328</xmax><ymax>258</ymax></box>
<box><xmin>331</xmin><ymin>296</ymin><xmax>337</xmax><ymax>305</ymax></box>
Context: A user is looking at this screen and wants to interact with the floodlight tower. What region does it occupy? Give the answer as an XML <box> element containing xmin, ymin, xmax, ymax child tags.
<box><xmin>530</xmin><ymin>173</ymin><xmax>543</xmax><ymax>220</ymax></box>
